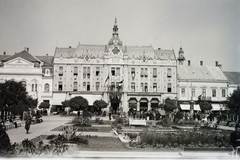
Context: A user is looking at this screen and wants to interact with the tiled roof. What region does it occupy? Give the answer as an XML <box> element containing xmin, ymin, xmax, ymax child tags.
<box><xmin>54</xmin><ymin>44</ymin><xmax>176</xmax><ymax>60</ymax></box>
<box><xmin>177</xmin><ymin>65</ymin><xmax>227</xmax><ymax>82</ymax></box>
<box><xmin>223</xmin><ymin>72</ymin><xmax>240</xmax><ymax>84</ymax></box>
<box><xmin>3</xmin><ymin>50</ymin><xmax>41</xmax><ymax>62</ymax></box>
<box><xmin>0</xmin><ymin>55</ymin><xmax>11</xmax><ymax>61</ymax></box>
<box><xmin>154</xmin><ymin>49</ymin><xmax>176</xmax><ymax>60</ymax></box>
<box><xmin>36</xmin><ymin>56</ymin><xmax>54</xmax><ymax>67</ymax></box>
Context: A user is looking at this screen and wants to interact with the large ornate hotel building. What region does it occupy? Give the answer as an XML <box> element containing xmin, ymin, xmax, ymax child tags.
<box><xmin>1</xmin><ymin>19</ymin><xmax>236</xmax><ymax>114</ymax></box>
<box><xmin>52</xmin><ymin>19</ymin><xmax>177</xmax><ymax>112</ymax></box>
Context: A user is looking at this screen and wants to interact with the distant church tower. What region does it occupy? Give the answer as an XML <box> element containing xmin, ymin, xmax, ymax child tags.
<box><xmin>177</xmin><ymin>47</ymin><xmax>185</xmax><ymax>65</ymax></box>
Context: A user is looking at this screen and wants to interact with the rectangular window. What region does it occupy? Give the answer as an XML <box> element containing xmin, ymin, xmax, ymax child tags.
<box><xmin>87</xmin><ymin>82</ymin><xmax>90</xmax><ymax>91</ymax></box>
<box><xmin>96</xmin><ymin>67</ymin><xmax>100</xmax><ymax>76</ymax></box>
<box><xmin>116</xmin><ymin>67</ymin><xmax>120</xmax><ymax>76</ymax></box>
<box><xmin>87</xmin><ymin>67</ymin><xmax>90</xmax><ymax>79</ymax></box>
<box><xmin>111</xmin><ymin>67</ymin><xmax>115</xmax><ymax>76</ymax></box>
<box><xmin>131</xmin><ymin>68</ymin><xmax>135</xmax><ymax>77</ymax></box>
<box><xmin>141</xmin><ymin>83</ymin><xmax>144</xmax><ymax>91</ymax></box>
<box><xmin>145</xmin><ymin>68</ymin><xmax>148</xmax><ymax>77</ymax></box>
<box><xmin>202</xmin><ymin>89</ymin><xmax>206</xmax><ymax>97</ymax></box>
<box><xmin>153</xmin><ymin>83</ymin><xmax>157</xmax><ymax>92</ymax></box>
<box><xmin>32</xmin><ymin>84</ymin><xmax>34</xmax><ymax>91</ymax></box>
<box><xmin>35</xmin><ymin>84</ymin><xmax>37</xmax><ymax>91</ymax></box>
<box><xmin>181</xmin><ymin>88</ymin><xmax>185</xmax><ymax>97</ymax></box>
<box><xmin>153</xmin><ymin>68</ymin><xmax>157</xmax><ymax>78</ymax></box>
<box><xmin>83</xmin><ymin>67</ymin><xmax>86</xmax><ymax>78</ymax></box>
<box><xmin>59</xmin><ymin>66</ymin><xmax>63</xmax><ymax>76</ymax></box>
<box><xmin>140</xmin><ymin>68</ymin><xmax>144</xmax><ymax>77</ymax></box>
<box><xmin>145</xmin><ymin>83</ymin><xmax>148</xmax><ymax>92</ymax></box>
<box><xmin>167</xmin><ymin>68</ymin><xmax>171</xmax><ymax>78</ymax></box>
<box><xmin>167</xmin><ymin>83</ymin><xmax>172</xmax><ymax>92</ymax></box>
<box><xmin>222</xmin><ymin>89</ymin><xmax>226</xmax><ymax>97</ymax></box>
<box><xmin>58</xmin><ymin>81</ymin><xmax>63</xmax><ymax>91</ymax></box>
<box><xmin>83</xmin><ymin>82</ymin><xmax>86</xmax><ymax>91</ymax></box>
<box><xmin>74</xmin><ymin>67</ymin><xmax>78</xmax><ymax>76</ymax></box>
<box><xmin>96</xmin><ymin>82</ymin><xmax>100</xmax><ymax>91</ymax></box>
<box><xmin>131</xmin><ymin>82</ymin><xmax>135</xmax><ymax>92</ymax></box>
<box><xmin>73</xmin><ymin>82</ymin><xmax>77</xmax><ymax>91</ymax></box>
<box><xmin>191</xmin><ymin>89</ymin><xmax>195</xmax><ymax>97</ymax></box>
<box><xmin>212</xmin><ymin>89</ymin><xmax>216</xmax><ymax>97</ymax></box>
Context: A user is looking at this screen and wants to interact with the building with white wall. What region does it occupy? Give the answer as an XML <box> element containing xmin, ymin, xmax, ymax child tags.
<box><xmin>52</xmin><ymin>19</ymin><xmax>177</xmax><ymax>113</ymax></box>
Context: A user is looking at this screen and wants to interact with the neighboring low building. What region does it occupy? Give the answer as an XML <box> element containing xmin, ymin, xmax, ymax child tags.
<box><xmin>0</xmin><ymin>49</ymin><xmax>53</xmax><ymax>112</ymax></box>
<box><xmin>177</xmin><ymin>59</ymin><xmax>228</xmax><ymax>112</ymax></box>
<box><xmin>224</xmin><ymin>72</ymin><xmax>240</xmax><ymax>96</ymax></box>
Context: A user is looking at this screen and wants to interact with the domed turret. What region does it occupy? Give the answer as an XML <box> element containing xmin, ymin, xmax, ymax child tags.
<box><xmin>108</xmin><ymin>18</ymin><xmax>123</xmax><ymax>46</ymax></box>
<box><xmin>178</xmin><ymin>47</ymin><xmax>185</xmax><ymax>65</ymax></box>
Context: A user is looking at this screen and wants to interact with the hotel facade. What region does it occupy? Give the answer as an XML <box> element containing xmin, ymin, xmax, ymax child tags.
<box><xmin>52</xmin><ymin>19</ymin><xmax>177</xmax><ymax>112</ymax></box>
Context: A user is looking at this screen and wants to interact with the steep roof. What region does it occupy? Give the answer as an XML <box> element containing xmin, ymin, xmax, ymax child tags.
<box><xmin>54</xmin><ymin>44</ymin><xmax>176</xmax><ymax>60</ymax></box>
<box><xmin>36</xmin><ymin>56</ymin><xmax>54</xmax><ymax>67</ymax></box>
<box><xmin>177</xmin><ymin>65</ymin><xmax>227</xmax><ymax>82</ymax></box>
<box><xmin>0</xmin><ymin>55</ymin><xmax>11</xmax><ymax>61</ymax></box>
<box><xmin>3</xmin><ymin>50</ymin><xmax>41</xmax><ymax>63</ymax></box>
<box><xmin>224</xmin><ymin>72</ymin><xmax>240</xmax><ymax>85</ymax></box>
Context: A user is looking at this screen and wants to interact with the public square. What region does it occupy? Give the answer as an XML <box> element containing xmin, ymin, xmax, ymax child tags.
<box><xmin>5</xmin><ymin>114</ymin><xmax>237</xmax><ymax>159</ymax></box>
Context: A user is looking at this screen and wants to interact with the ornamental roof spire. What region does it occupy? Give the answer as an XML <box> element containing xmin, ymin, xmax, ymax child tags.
<box><xmin>113</xmin><ymin>17</ymin><xmax>118</xmax><ymax>35</ymax></box>
<box><xmin>108</xmin><ymin>18</ymin><xmax>122</xmax><ymax>46</ymax></box>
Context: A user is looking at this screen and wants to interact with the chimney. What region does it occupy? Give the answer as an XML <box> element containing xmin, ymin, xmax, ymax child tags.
<box><xmin>215</xmin><ymin>61</ymin><xmax>218</xmax><ymax>67</ymax></box>
<box><xmin>27</xmin><ymin>48</ymin><xmax>29</xmax><ymax>52</ymax></box>
<box><xmin>3</xmin><ymin>51</ymin><xmax>6</xmax><ymax>55</ymax></box>
<box><xmin>188</xmin><ymin>60</ymin><xmax>191</xmax><ymax>66</ymax></box>
<box><xmin>200</xmin><ymin>61</ymin><xmax>203</xmax><ymax>66</ymax></box>
<box><xmin>218</xmin><ymin>64</ymin><xmax>222</xmax><ymax>70</ymax></box>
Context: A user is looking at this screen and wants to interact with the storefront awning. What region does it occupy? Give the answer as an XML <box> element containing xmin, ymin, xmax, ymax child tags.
<box><xmin>140</xmin><ymin>98</ymin><xmax>148</xmax><ymax>103</ymax></box>
<box><xmin>180</xmin><ymin>104</ymin><xmax>190</xmax><ymax>110</ymax></box>
<box><xmin>70</xmin><ymin>94</ymin><xmax>102</xmax><ymax>105</ymax></box>
<box><xmin>52</xmin><ymin>93</ymin><xmax>67</xmax><ymax>105</ymax></box>
<box><xmin>129</xmin><ymin>99</ymin><xmax>137</xmax><ymax>103</ymax></box>
<box><xmin>180</xmin><ymin>104</ymin><xmax>201</xmax><ymax>111</ymax></box>
<box><xmin>212</xmin><ymin>104</ymin><xmax>227</xmax><ymax>111</ymax></box>
<box><xmin>151</xmin><ymin>99</ymin><xmax>159</xmax><ymax>103</ymax></box>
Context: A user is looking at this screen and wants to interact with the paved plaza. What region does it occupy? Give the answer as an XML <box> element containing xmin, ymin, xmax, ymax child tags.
<box><xmin>5</xmin><ymin>115</ymin><xmax>238</xmax><ymax>159</ymax></box>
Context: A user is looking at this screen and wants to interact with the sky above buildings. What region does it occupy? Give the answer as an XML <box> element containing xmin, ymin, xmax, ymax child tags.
<box><xmin>0</xmin><ymin>0</ymin><xmax>239</xmax><ymax>71</ymax></box>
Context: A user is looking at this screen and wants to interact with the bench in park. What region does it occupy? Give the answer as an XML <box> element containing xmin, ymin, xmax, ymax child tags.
<box><xmin>129</xmin><ymin>119</ymin><xmax>147</xmax><ymax>126</ymax></box>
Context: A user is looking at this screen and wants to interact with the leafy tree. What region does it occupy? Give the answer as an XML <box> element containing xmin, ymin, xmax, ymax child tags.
<box><xmin>69</xmin><ymin>96</ymin><xmax>88</xmax><ymax>111</ymax></box>
<box><xmin>38</xmin><ymin>102</ymin><xmax>50</xmax><ymax>109</ymax></box>
<box><xmin>93</xmin><ymin>99</ymin><xmax>108</xmax><ymax>115</ymax></box>
<box><xmin>0</xmin><ymin>80</ymin><xmax>37</xmax><ymax>119</ymax></box>
<box><xmin>227</xmin><ymin>86</ymin><xmax>240</xmax><ymax>116</ymax></box>
<box><xmin>61</xmin><ymin>100</ymin><xmax>70</xmax><ymax>108</ymax></box>
<box><xmin>93</xmin><ymin>99</ymin><xmax>108</xmax><ymax>109</ymax></box>
<box><xmin>163</xmin><ymin>98</ymin><xmax>177</xmax><ymax>112</ymax></box>
<box><xmin>199</xmin><ymin>101</ymin><xmax>212</xmax><ymax>111</ymax></box>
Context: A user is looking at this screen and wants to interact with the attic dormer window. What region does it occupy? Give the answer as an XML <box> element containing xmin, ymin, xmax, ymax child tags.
<box><xmin>45</xmin><ymin>69</ymin><xmax>50</xmax><ymax>76</ymax></box>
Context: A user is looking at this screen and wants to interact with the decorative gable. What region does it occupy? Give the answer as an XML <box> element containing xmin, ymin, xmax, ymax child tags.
<box><xmin>4</xmin><ymin>57</ymin><xmax>34</xmax><ymax>68</ymax></box>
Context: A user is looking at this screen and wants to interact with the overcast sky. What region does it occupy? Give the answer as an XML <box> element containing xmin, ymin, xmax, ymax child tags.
<box><xmin>0</xmin><ymin>0</ymin><xmax>239</xmax><ymax>71</ymax></box>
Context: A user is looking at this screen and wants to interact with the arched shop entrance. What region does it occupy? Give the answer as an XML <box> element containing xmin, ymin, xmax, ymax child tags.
<box><xmin>151</xmin><ymin>98</ymin><xmax>159</xmax><ymax>111</ymax></box>
<box><xmin>140</xmin><ymin>98</ymin><xmax>148</xmax><ymax>112</ymax></box>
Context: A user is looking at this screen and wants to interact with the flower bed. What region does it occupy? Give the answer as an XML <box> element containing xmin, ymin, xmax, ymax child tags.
<box><xmin>128</xmin><ymin>130</ymin><xmax>231</xmax><ymax>149</ymax></box>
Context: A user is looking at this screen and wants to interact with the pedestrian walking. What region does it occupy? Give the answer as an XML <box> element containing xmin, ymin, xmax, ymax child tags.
<box><xmin>25</xmin><ymin>112</ymin><xmax>32</xmax><ymax>134</ymax></box>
